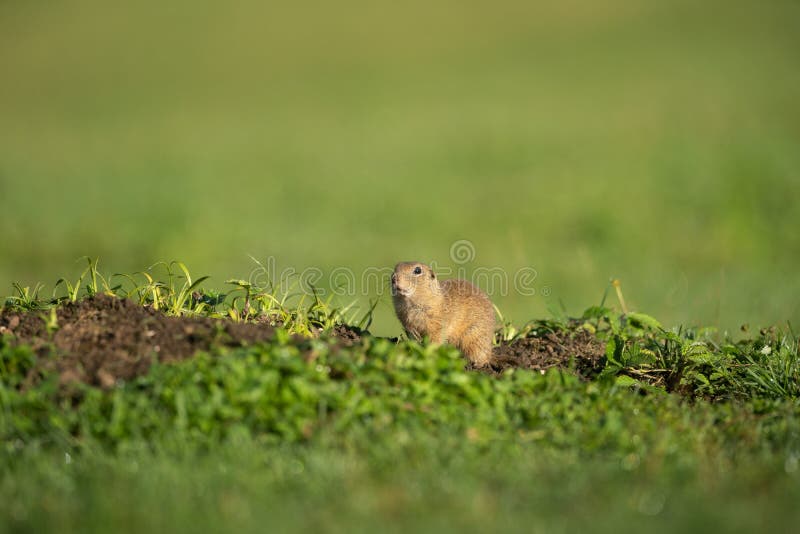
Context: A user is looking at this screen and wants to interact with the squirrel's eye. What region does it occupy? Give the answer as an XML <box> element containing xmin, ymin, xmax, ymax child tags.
<box><xmin>413</xmin><ymin>266</ymin><xmax>422</xmax><ymax>275</ymax></box>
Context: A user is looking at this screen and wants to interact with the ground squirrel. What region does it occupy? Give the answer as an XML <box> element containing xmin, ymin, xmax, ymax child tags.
<box><xmin>391</xmin><ymin>261</ymin><xmax>496</xmax><ymax>367</ymax></box>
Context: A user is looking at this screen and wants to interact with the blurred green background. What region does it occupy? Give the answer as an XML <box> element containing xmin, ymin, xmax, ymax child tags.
<box><xmin>1</xmin><ymin>0</ymin><xmax>798</xmax><ymax>336</ymax></box>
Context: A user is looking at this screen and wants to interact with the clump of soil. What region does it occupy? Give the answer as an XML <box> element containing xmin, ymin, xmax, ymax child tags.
<box><xmin>489</xmin><ymin>329</ymin><xmax>606</xmax><ymax>378</ymax></box>
<box><xmin>330</xmin><ymin>324</ymin><xmax>369</xmax><ymax>347</ymax></box>
<box><xmin>1</xmin><ymin>296</ymin><xmax>606</xmax><ymax>389</ymax></box>
<box><xmin>0</xmin><ymin>294</ymin><xmax>274</xmax><ymax>389</ymax></box>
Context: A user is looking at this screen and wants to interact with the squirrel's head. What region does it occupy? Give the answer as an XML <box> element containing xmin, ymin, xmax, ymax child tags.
<box><xmin>391</xmin><ymin>262</ymin><xmax>438</xmax><ymax>299</ymax></box>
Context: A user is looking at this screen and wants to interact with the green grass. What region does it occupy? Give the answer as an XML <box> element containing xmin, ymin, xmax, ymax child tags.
<box><xmin>2</xmin><ymin>334</ymin><xmax>800</xmax><ymax>532</ymax></box>
<box><xmin>3</xmin><ymin>429</ymin><xmax>798</xmax><ymax>533</ymax></box>
<box><xmin>1</xmin><ymin>0</ymin><xmax>799</xmax><ymax>335</ymax></box>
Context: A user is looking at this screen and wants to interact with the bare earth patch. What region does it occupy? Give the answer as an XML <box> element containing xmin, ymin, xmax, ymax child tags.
<box><xmin>1</xmin><ymin>296</ymin><xmax>606</xmax><ymax>388</ymax></box>
<box><xmin>489</xmin><ymin>330</ymin><xmax>606</xmax><ymax>378</ymax></box>
<box><xmin>1</xmin><ymin>294</ymin><xmax>274</xmax><ymax>388</ymax></box>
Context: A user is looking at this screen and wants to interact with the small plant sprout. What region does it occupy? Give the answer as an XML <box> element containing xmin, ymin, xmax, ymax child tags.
<box><xmin>355</xmin><ymin>299</ymin><xmax>379</xmax><ymax>332</ymax></box>
<box><xmin>43</xmin><ymin>307</ymin><xmax>59</xmax><ymax>334</ymax></box>
<box><xmin>54</xmin><ymin>257</ymin><xmax>114</xmax><ymax>303</ymax></box>
<box><xmin>147</xmin><ymin>261</ymin><xmax>210</xmax><ymax>316</ymax></box>
<box><xmin>494</xmin><ymin>304</ymin><xmax>517</xmax><ymax>342</ymax></box>
<box><xmin>611</xmin><ymin>278</ymin><xmax>629</xmax><ymax>315</ymax></box>
<box><xmin>6</xmin><ymin>282</ymin><xmax>46</xmax><ymax>310</ymax></box>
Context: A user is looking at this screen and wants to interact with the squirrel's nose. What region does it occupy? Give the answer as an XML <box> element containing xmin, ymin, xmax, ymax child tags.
<box><xmin>391</xmin><ymin>273</ymin><xmax>397</xmax><ymax>286</ymax></box>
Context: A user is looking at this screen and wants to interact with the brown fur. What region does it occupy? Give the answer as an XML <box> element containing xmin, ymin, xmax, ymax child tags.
<box><xmin>391</xmin><ymin>261</ymin><xmax>495</xmax><ymax>367</ymax></box>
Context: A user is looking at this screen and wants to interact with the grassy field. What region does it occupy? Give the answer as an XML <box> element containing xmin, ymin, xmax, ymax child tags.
<box><xmin>1</xmin><ymin>0</ymin><xmax>799</xmax><ymax>336</ymax></box>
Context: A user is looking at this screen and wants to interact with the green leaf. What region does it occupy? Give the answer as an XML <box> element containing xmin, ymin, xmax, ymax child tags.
<box><xmin>626</xmin><ymin>312</ymin><xmax>662</xmax><ymax>331</ymax></box>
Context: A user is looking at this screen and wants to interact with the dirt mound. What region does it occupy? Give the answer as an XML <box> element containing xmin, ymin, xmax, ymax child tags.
<box><xmin>490</xmin><ymin>329</ymin><xmax>606</xmax><ymax>377</ymax></box>
<box><xmin>2</xmin><ymin>296</ymin><xmax>606</xmax><ymax>389</ymax></box>
<box><xmin>0</xmin><ymin>294</ymin><xmax>275</xmax><ymax>388</ymax></box>
<box><xmin>330</xmin><ymin>324</ymin><xmax>371</xmax><ymax>347</ymax></box>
